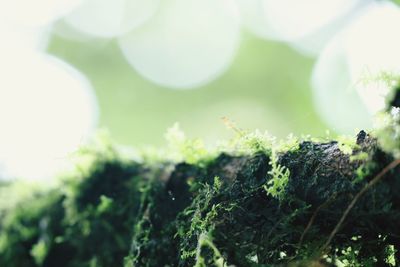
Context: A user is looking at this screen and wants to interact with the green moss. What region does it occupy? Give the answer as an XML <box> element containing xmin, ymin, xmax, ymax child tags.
<box><xmin>194</xmin><ymin>232</ymin><xmax>226</xmax><ymax>267</ymax></box>
<box><xmin>349</xmin><ymin>152</ymin><xmax>369</xmax><ymax>162</ymax></box>
<box><xmin>374</xmin><ymin>107</ymin><xmax>400</xmax><ymax>158</ymax></box>
<box><xmin>336</xmin><ymin>135</ymin><xmax>360</xmax><ymax>155</ymax></box>
<box><xmin>385</xmin><ymin>245</ymin><xmax>397</xmax><ymax>266</ymax></box>
<box><xmin>219</xmin><ymin>129</ymin><xmax>273</xmax><ymax>156</ymax></box>
<box><xmin>31</xmin><ymin>239</ymin><xmax>48</xmax><ymax>266</ymax></box>
<box><xmin>1</xmin><ymin>125</ymin><xmax>399</xmax><ymax>267</ymax></box>
<box><xmin>0</xmin><ymin>141</ymin><xmax>146</xmax><ymax>267</ymax></box>
<box><xmin>264</xmin><ymin>149</ymin><xmax>290</xmax><ymax>201</ymax></box>
<box><xmin>0</xmin><ymin>189</ymin><xmax>64</xmax><ymax>267</ymax></box>
<box><xmin>373</xmin><ymin>77</ymin><xmax>400</xmax><ymax>158</ymax></box>
<box><xmin>164</xmin><ymin>123</ymin><xmax>214</xmax><ymax>165</ymax></box>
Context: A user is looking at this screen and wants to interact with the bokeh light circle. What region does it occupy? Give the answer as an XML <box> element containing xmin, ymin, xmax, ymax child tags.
<box><xmin>0</xmin><ymin>51</ymin><xmax>98</xmax><ymax>180</ymax></box>
<box><xmin>118</xmin><ymin>0</ymin><xmax>241</xmax><ymax>89</ymax></box>
<box><xmin>237</xmin><ymin>0</ymin><xmax>367</xmax><ymax>56</ymax></box>
<box><xmin>0</xmin><ymin>0</ymin><xmax>83</xmax><ymax>27</ymax></box>
<box><xmin>262</xmin><ymin>0</ymin><xmax>363</xmax><ymax>41</ymax></box>
<box><xmin>311</xmin><ymin>1</ymin><xmax>400</xmax><ymax>133</ymax></box>
<box><xmin>342</xmin><ymin>1</ymin><xmax>400</xmax><ymax>114</ymax></box>
<box><xmin>64</xmin><ymin>0</ymin><xmax>160</xmax><ymax>38</ymax></box>
<box><xmin>0</xmin><ymin>24</ymin><xmax>51</xmax><ymax>54</ymax></box>
<box><xmin>311</xmin><ymin>35</ymin><xmax>372</xmax><ymax>134</ymax></box>
<box><xmin>235</xmin><ymin>0</ymin><xmax>277</xmax><ymax>39</ymax></box>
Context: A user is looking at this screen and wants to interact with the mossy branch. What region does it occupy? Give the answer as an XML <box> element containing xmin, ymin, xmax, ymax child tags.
<box><xmin>1</xmin><ymin>87</ymin><xmax>400</xmax><ymax>266</ymax></box>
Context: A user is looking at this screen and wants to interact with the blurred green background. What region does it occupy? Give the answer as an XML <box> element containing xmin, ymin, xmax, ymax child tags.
<box><xmin>48</xmin><ymin>31</ymin><xmax>328</xmax><ymax>147</ymax></box>
<box><xmin>1</xmin><ymin>0</ymin><xmax>399</xmax><ymax>183</ymax></box>
<box><xmin>10</xmin><ymin>0</ymin><xmax>399</xmax><ymax>180</ymax></box>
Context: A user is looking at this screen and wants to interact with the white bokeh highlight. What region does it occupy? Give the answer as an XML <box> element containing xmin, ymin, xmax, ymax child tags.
<box><xmin>311</xmin><ymin>35</ymin><xmax>372</xmax><ymax>134</ymax></box>
<box><xmin>0</xmin><ymin>25</ymin><xmax>52</xmax><ymax>57</ymax></box>
<box><xmin>0</xmin><ymin>0</ymin><xmax>83</xmax><ymax>27</ymax></box>
<box><xmin>237</xmin><ymin>0</ymin><xmax>368</xmax><ymax>56</ymax></box>
<box><xmin>342</xmin><ymin>1</ymin><xmax>400</xmax><ymax>114</ymax></box>
<box><xmin>235</xmin><ymin>0</ymin><xmax>277</xmax><ymax>39</ymax></box>
<box><xmin>0</xmin><ymin>52</ymin><xmax>98</xmax><ymax>180</ymax></box>
<box><xmin>118</xmin><ymin>0</ymin><xmax>241</xmax><ymax>89</ymax></box>
<box><xmin>311</xmin><ymin>1</ymin><xmax>400</xmax><ymax>133</ymax></box>
<box><xmin>64</xmin><ymin>0</ymin><xmax>160</xmax><ymax>38</ymax></box>
<box><xmin>262</xmin><ymin>0</ymin><xmax>361</xmax><ymax>41</ymax></box>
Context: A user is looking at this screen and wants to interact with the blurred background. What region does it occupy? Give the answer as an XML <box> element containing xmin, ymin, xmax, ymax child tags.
<box><xmin>1</xmin><ymin>0</ymin><xmax>400</xmax><ymax>180</ymax></box>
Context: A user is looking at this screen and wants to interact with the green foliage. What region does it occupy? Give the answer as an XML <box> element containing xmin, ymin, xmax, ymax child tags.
<box><xmin>0</xmin><ymin>189</ymin><xmax>63</xmax><ymax>267</ymax></box>
<box><xmin>385</xmin><ymin>245</ymin><xmax>397</xmax><ymax>266</ymax></box>
<box><xmin>0</xmin><ymin>142</ymin><xmax>144</xmax><ymax>267</ymax></box>
<box><xmin>374</xmin><ymin>107</ymin><xmax>400</xmax><ymax>158</ymax></box>
<box><xmin>353</xmin><ymin>160</ymin><xmax>377</xmax><ymax>184</ymax></box>
<box><xmin>194</xmin><ymin>233</ymin><xmax>227</xmax><ymax>267</ymax></box>
<box><xmin>334</xmin><ymin>246</ymin><xmax>376</xmax><ymax>267</ymax></box>
<box><xmin>276</xmin><ymin>133</ymin><xmax>300</xmax><ymax>153</ymax></box>
<box><xmin>31</xmin><ymin>240</ymin><xmax>48</xmax><ymax>266</ymax></box>
<box><xmin>1</xmin><ymin>128</ymin><xmax>399</xmax><ymax>267</ymax></box>
<box><xmin>96</xmin><ymin>195</ymin><xmax>114</xmax><ymax>214</ymax></box>
<box><xmin>264</xmin><ymin>150</ymin><xmax>290</xmax><ymax>201</ymax></box>
<box><xmin>164</xmin><ymin>123</ymin><xmax>214</xmax><ymax>165</ymax></box>
<box><xmin>176</xmin><ymin>177</ymin><xmax>223</xmax><ymax>261</ymax></box>
<box><xmin>349</xmin><ymin>151</ymin><xmax>369</xmax><ymax>162</ymax></box>
<box><xmin>373</xmin><ymin>76</ymin><xmax>400</xmax><ymax>158</ymax></box>
<box><xmin>337</xmin><ymin>135</ymin><xmax>359</xmax><ymax>155</ymax></box>
<box><xmin>219</xmin><ymin>128</ymin><xmax>274</xmax><ymax>156</ymax></box>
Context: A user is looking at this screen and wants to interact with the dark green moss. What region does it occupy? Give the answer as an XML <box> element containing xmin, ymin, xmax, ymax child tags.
<box><xmin>127</xmin><ymin>162</ymin><xmax>205</xmax><ymax>267</ymax></box>
<box><xmin>0</xmin><ymin>156</ymin><xmax>144</xmax><ymax>267</ymax></box>
<box><xmin>0</xmin><ymin>190</ymin><xmax>64</xmax><ymax>267</ymax></box>
<box><xmin>1</xmin><ymin>132</ymin><xmax>399</xmax><ymax>266</ymax></box>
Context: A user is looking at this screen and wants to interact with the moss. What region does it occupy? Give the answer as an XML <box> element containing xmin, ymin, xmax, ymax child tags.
<box><xmin>336</xmin><ymin>135</ymin><xmax>360</xmax><ymax>155</ymax></box>
<box><xmin>0</xmin><ymin>189</ymin><xmax>63</xmax><ymax>267</ymax></box>
<box><xmin>264</xmin><ymin>149</ymin><xmax>290</xmax><ymax>201</ymax></box>
<box><xmin>374</xmin><ymin>107</ymin><xmax>400</xmax><ymax>158</ymax></box>
<box><xmin>0</xmin><ymin>145</ymin><xmax>146</xmax><ymax>267</ymax></box>
<box><xmin>1</xmin><ymin>123</ymin><xmax>400</xmax><ymax>267</ymax></box>
<box><xmin>193</xmin><ymin>232</ymin><xmax>227</xmax><ymax>267</ymax></box>
<box><xmin>374</xmin><ymin>80</ymin><xmax>400</xmax><ymax>158</ymax></box>
<box><xmin>126</xmin><ymin>162</ymin><xmax>203</xmax><ymax>267</ymax></box>
<box><xmin>164</xmin><ymin>123</ymin><xmax>214</xmax><ymax>166</ymax></box>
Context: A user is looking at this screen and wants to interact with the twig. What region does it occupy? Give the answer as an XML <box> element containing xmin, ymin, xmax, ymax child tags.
<box><xmin>320</xmin><ymin>158</ymin><xmax>400</xmax><ymax>253</ymax></box>
<box><xmin>298</xmin><ymin>192</ymin><xmax>338</xmax><ymax>247</ymax></box>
